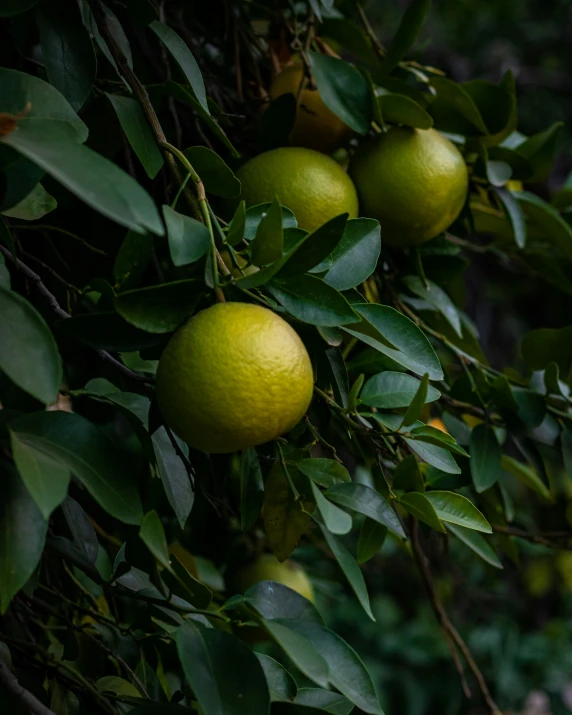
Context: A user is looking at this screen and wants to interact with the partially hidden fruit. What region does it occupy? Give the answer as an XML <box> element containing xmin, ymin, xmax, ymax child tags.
<box><xmin>156</xmin><ymin>302</ymin><xmax>314</xmax><ymax>454</ymax></box>
<box><xmin>350</xmin><ymin>126</ymin><xmax>469</xmax><ymax>246</ymax></box>
<box><xmin>168</xmin><ymin>543</ymin><xmax>198</xmax><ymax>578</ymax></box>
<box><xmin>428</xmin><ymin>417</ymin><xmax>448</xmax><ymax>433</ymax></box>
<box><xmin>270</xmin><ymin>62</ymin><xmax>352</xmax><ymax>154</ymax></box>
<box><xmin>236</xmin><ymin>554</ymin><xmax>315</xmax><ymax>602</ymax></box>
<box><xmin>234</xmin><ymin>147</ymin><xmax>358</xmax><ymax>233</ymax></box>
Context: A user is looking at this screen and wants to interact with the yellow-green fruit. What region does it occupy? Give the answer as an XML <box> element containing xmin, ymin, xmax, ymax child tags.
<box><xmin>236</xmin><ymin>554</ymin><xmax>315</xmax><ymax>602</ymax></box>
<box><xmin>234</xmin><ymin>147</ymin><xmax>359</xmax><ymax>233</ymax></box>
<box><xmin>156</xmin><ymin>302</ymin><xmax>314</xmax><ymax>454</ymax></box>
<box><xmin>349</xmin><ymin>127</ymin><xmax>469</xmax><ymax>246</ymax></box>
<box><xmin>270</xmin><ymin>63</ymin><xmax>352</xmax><ymax>154</ymax></box>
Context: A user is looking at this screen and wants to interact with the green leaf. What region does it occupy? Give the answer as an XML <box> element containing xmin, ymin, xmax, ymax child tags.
<box><xmin>0</xmin><ymin>286</ymin><xmax>62</xmax><ymax>404</ymax></box>
<box><xmin>244</xmin><ymin>203</ymin><xmax>298</xmax><ymax>240</ymax></box>
<box><xmin>277</xmin><ymin>214</ymin><xmax>348</xmax><ymax>278</ymax></box>
<box><xmin>308</xmin><ymin>52</ymin><xmax>371</xmax><ymax>134</ymax></box>
<box><xmin>0</xmin><ymin>464</ymin><xmax>47</xmax><ymax>613</ymax></box>
<box><xmin>297</xmin><ymin>459</ymin><xmax>350</xmax><ymax>488</ymax></box>
<box><xmin>402</xmin><ymin>373</ymin><xmax>429</xmax><ymax>427</ymax></box>
<box><xmin>256</xmin><ymin>654</ymin><xmax>297</xmax><ymax>702</ymax></box>
<box><xmin>295</xmin><ymin>689</ymin><xmax>354</xmax><ymax>715</ymax></box>
<box><xmin>323</xmin><ymin>218</ymin><xmax>381</xmax><ymax>291</ymax></box>
<box><xmin>325</xmin><ymin>482</ymin><xmax>405</xmax><ymax>538</ymax></box>
<box><xmin>429</xmin><ymin>77</ymin><xmax>488</xmax><ymax>135</ymax></box>
<box><xmin>150</xmin><ymin>21</ymin><xmax>209</xmax><ymax>114</ymax></box>
<box><xmin>246</xmin><ymin>580</ymin><xmax>323</xmax><ymax>623</ymax></box>
<box><xmin>0</xmin><ymin>146</ymin><xmax>45</xmax><ymax>213</ymax></box>
<box><xmin>361</xmin><ymin>371</ymin><xmax>440</xmax><ymax>409</ymax></box>
<box><xmin>184</xmin><ymin>146</ymin><xmax>240</xmax><ymax>198</ymax></box>
<box><xmin>162</xmin><ymin>205</ymin><xmax>211</xmax><ymax>267</ymax></box>
<box><xmin>251</xmin><ymin>197</ymin><xmax>283</xmax><ymax>267</ymax></box>
<box><xmin>345</xmin><ymin>304</ymin><xmax>443</xmax><ymax>380</ymax></box>
<box><xmin>381</xmin><ymin>0</ymin><xmax>432</xmax><ymax>74</ymax></box>
<box><xmin>240</xmin><ymin>447</ymin><xmax>264</xmax><ymax>531</ymax></box>
<box><xmin>326</xmin><ymin>348</ymin><xmax>349</xmax><ymax>408</ymax></box>
<box><xmin>50</xmin><ymin>682</ymin><xmax>80</xmax><ymax>714</ymax></box>
<box><xmin>501</xmin><ymin>455</ymin><xmax>553</xmax><ymax>502</ymax></box>
<box><xmin>36</xmin><ymin>0</ymin><xmax>96</xmax><ymax>111</ymax></box>
<box><xmin>3</xmin><ymin>131</ymin><xmax>164</xmax><ymax>236</ymax></box>
<box><xmin>1</xmin><ymin>182</ymin><xmax>56</xmax><ymax>220</ymax></box>
<box><xmin>516</xmin><ymin>122</ymin><xmax>563</xmax><ymax>183</ymax></box>
<box><xmin>114</xmin><ymin>279</ymin><xmax>202</xmax><ymax>333</ymax></box>
<box><xmin>262</xmin><ymin>619</ymin><xmax>329</xmax><ymax>689</ymax></box>
<box><xmin>470</xmin><ymin>423</ymin><xmax>502</xmax><ymax>493</ymax></box>
<box><xmin>357</xmin><ymin>519</ymin><xmax>387</xmax><ymax>564</ymax></box>
<box><xmin>347</xmin><ymin>373</ymin><xmax>364</xmax><ymax>412</ymax></box>
<box><xmin>113</xmin><ymin>230</ymin><xmax>153</xmax><ymax>290</ymax></box>
<box><xmin>447</xmin><ymin>523</ymin><xmax>502</xmax><ymax>569</ymax></box>
<box><xmin>152</xmin><ymin>426</ymin><xmax>194</xmax><ymax>529</ymax></box>
<box><xmin>407</xmin><ymin>425</ymin><xmax>469</xmax><ymax>457</ymax></box>
<box><xmin>319</xmin><ymin>524</ymin><xmax>374</xmax><ymax>621</ymax></box>
<box><xmin>424</xmin><ymin>491</ymin><xmax>492</xmax><ymax>532</ymax></box>
<box><xmin>516</xmin><ymin>191</ymin><xmax>572</xmax><ymax>261</ymax></box>
<box><xmin>139</xmin><ymin>510</ymin><xmax>170</xmax><ymax>569</ymax></box>
<box><xmin>164</xmin><ymin>553</ymin><xmax>213</xmax><ymax>608</ymax></box>
<box><xmin>107</xmin><ymin>94</ymin><xmax>164</xmax><ymax>179</ymax></box>
<box><xmin>521</xmin><ymin>324</ymin><xmax>572</xmax><ymax>376</ymax></box>
<box><xmin>259</xmin><ymin>94</ymin><xmax>297</xmax><ymax>151</ymax></box>
<box><xmin>9</xmin><ymin>411</ymin><xmax>144</xmax><ymax>525</ymax></box>
<box><xmin>401</xmin><ymin>424</ymin><xmax>461</xmax><ymax>474</ymax></box>
<box><xmin>61</xmin><ymin>496</ymin><xmax>99</xmax><ymax>564</ymax></box>
<box><xmin>311</xmin><ymin>482</ymin><xmax>352</xmax><ymax>535</ymax></box>
<box><xmin>403</xmin><ymin>276</ymin><xmax>462</xmax><ymax>338</ymax></box>
<box><xmin>280</xmin><ymin>621</ymin><xmax>383</xmax><ymax>715</ymax></box>
<box><xmin>177</xmin><ymin>621</ymin><xmax>270</xmax><ymax>715</ymax></box>
<box><xmin>268</xmin><ymin>275</ymin><xmax>359</xmax><ymax>327</ymax></box>
<box><xmin>392</xmin><ymin>454</ymin><xmax>424</xmax><ymax>492</ymax></box>
<box><xmin>0</xmin><ymin>0</ymin><xmax>39</xmax><ymax>16</ymax></box>
<box><xmin>399</xmin><ymin>492</ymin><xmax>445</xmax><ymax>532</ymax></box>
<box><xmin>10</xmin><ymin>429</ymin><xmax>70</xmax><ymax>520</ymax></box>
<box><xmin>226</xmin><ymin>201</ymin><xmax>246</xmax><ymax>246</ymax></box>
<box><xmin>57</xmin><ymin>311</ymin><xmax>163</xmax><ymax>351</ymax></box>
<box><xmin>378</xmin><ymin>93</ymin><xmax>433</xmax><ymax>129</ymax></box>
<box><xmin>89</xmin><ymin>3</ymin><xmax>132</xmax><ymax>74</ymax></box>
<box><xmin>494</xmin><ymin>187</ymin><xmax>526</xmax><ymax>249</ymax></box>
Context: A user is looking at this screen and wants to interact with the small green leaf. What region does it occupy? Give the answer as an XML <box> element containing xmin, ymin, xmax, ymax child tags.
<box><xmin>361</xmin><ymin>371</ymin><xmax>440</xmax><ymax>409</ymax></box>
<box><xmin>57</xmin><ymin>312</ymin><xmax>163</xmax><ymax>352</ymax></box>
<box><xmin>297</xmin><ymin>458</ymin><xmax>350</xmax><ymax>488</ymax></box>
<box><xmin>256</xmin><ymin>654</ymin><xmax>297</xmax><ymax>702</ymax></box>
<box><xmin>152</xmin><ymin>426</ymin><xmax>194</xmax><ymax>529</ymax></box>
<box><xmin>521</xmin><ymin>324</ymin><xmax>572</xmax><ymax>376</ymax></box>
<box><xmin>325</xmin><ymin>482</ymin><xmax>405</xmax><ymax>538</ymax></box>
<box><xmin>326</xmin><ymin>347</ymin><xmax>349</xmax><ymax>408</ymax></box>
<box><xmin>163</xmin><ymin>205</ymin><xmax>211</xmax><ymax>267</ymax></box>
<box><xmin>319</xmin><ymin>525</ymin><xmax>375</xmax><ymax>621</ymax></box>
<box><xmin>381</xmin><ymin>0</ymin><xmax>432</xmax><ymax>75</ymax></box>
<box><xmin>262</xmin><ymin>619</ymin><xmax>329</xmax><ymax>688</ymax></box>
<box><xmin>402</xmin><ymin>373</ymin><xmax>429</xmax><ymax>427</ymax></box>
<box><xmin>295</xmin><ymin>689</ymin><xmax>354</xmax><ymax>715</ymax></box>
<box><xmin>447</xmin><ymin>523</ymin><xmax>503</xmax><ymax>569</ymax></box>
<box><xmin>407</xmin><ymin>425</ymin><xmax>469</xmax><ymax>457</ymax></box>
<box><xmin>309</xmin><ymin>52</ymin><xmax>371</xmax><ymax>134</ymax></box>
<box><xmin>311</xmin><ymin>482</ymin><xmax>353</xmax><ymax>535</ymax></box>
<box><xmin>165</xmin><ymin>553</ymin><xmax>213</xmax><ymax>609</ymax></box>
<box><xmin>501</xmin><ymin>455</ymin><xmax>553</xmax><ymax>502</ymax></box>
<box><xmin>226</xmin><ymin>200</ymin><xmax>246</xmax><ymax>246</ymax></box>
<box><xmin>470</xmin><ymin>423</ymin><xmax>502</xmax><ymax>493</ymax></box>
<box><xmin>177</xmin><ymin>621</ymin><xmax>270</xmax><ymax>715</ymax></box>
<box><xmin>107</xmin><ymin>94</ymin><xmax>164</xmax><ymax>179</ymax></box>
<box><xmin>494</xmin><ymin>187</ymin><xmax>526</xmax><ymax>249</ymax></box>
<box><xmin>89</xmin><ymin>3</ymin><xmax>132</xmax><ymax>74</ymax></box>
<box><xmin>516</xmin><ymin>122</ymin><xmax>563</xmax><ymax>183</ymax></box>
<box><xmin>403</xmin><ymin>276</ymin><xmax>462</xmax><ymax>338</ymax></box>
<box><xmin>357</xmin><ymin>519</ymin><xmax>387</xmax><ymax>564</ymax></box>
<box><xmin>251</xmin><ymin>197</ymin><xmax>283</xmax><ymax>266</ymax></box>
<box><xmin>243</xmin><ymin>203</ymin><xmax>297</xmax><ymax>240</ymax></box>
<box><xmin>139</xmin><ymin>510</ymin><xmax>170</xmax><ymax>569</ymax></box>
<box><xmin>246</xmin><ymin>580</ymin><xmax>323</xmax><ymax>623</ymax></box>
<box><xmin>0</xmin><ymin>464</ymin><xmax>47</xmax><ymax>613</ymax></box>
<box><xmin>347</xmin><ymin>373</ymin><xmax>364</xmax><ymax>412</ymax></box>
<box><xmin>184</xmin><ymin>146</ymin><xmax>240</xmax><ymax>198</ymax></box>
<box><xmin>61</xmin><ymin>496</ymin><xmax>99</xmax><ymax>565</ymax></box>
<box><xmin>150</xmin><ymin>21</ymin><xmax>209</xmax><ymax>114</ymax></box>
<box><xmin>516</xmin><ymin>191</ymin><xmax>572</xmax><ymax>261</ymax></box>
<box><xmin>113</xmin><ymin>230</ymin><xmax>153</xmax><ymax>291</ymax></box>
<box><xmin>392</xmin><ymin>454</ymin><xmax>425</xmax><ymax>492</ymax></box>
<box><xmin>399</xmin><ymin>492</ymin><xmax>445</xmax><ymax>532</ymax></box>
<box><xmin>268</xmin><ymin>275</ymin><xmax>359</xmax><ymax>327</ymax></box>
<box><xmin>324</xmin><ymin>218</ymin><xmax>381</xmax><ymax>291</ymax></box>
<box><xmin>378</xmin><ymin>93</ymin><xmax>433</xmax><ymax>129</ymax></box>
<box><xmin>424</xmin><ymin>491</ymin><xmax>492</xmax><ymax>532</ymax></box>
<box><xmin>277</xmin><ymin>213</ymin><xmax>348</xmax><ymax>278</ymax></box>
<box><xmin>1</xmin><ymin>182</ymin><xmax>57</xmax><ymax>220</ymax></box>
<box><xmin>401</xmin><ymin>423</ymin><xmax>461</xmax><ymax>474</ymax></box>
<box><xmin>115</xmin><ymin>279</ymin><xmax>202</xmax><ymax>333</ymax></box>
<box><xmin>0</xmin><ymin>286</ymin><xmax>62</xmax><ymax>404</ymax></box>
<box><xmin>240</xmin><ymin>448</ymin><xmax>264</xmax><ymax>531</ymax></box>
<box><xmin>430</xmin><ymin>77</ymin><xmax>488</xmax><ymax>135</ymax></box>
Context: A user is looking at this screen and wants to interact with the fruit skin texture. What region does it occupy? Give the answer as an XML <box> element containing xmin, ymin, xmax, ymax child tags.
<box><xmin>235</xmin><ymin>147</ymin><xmax>359</xmax><ymax>233</ymax></box>
<box><xmin>155</xmin><ymin>302</ymin><xmax>314</xmax><ymax>454</ymax></box>
<box><xmin>236</xmin><ymin>554</ymin><xmax>315</xmax><ymax>602</ymax></box>
<box><xmin>270</xmin><ymin>63</ymin><xmax>352</xmax><ymax>154</ymax></box>
<box><xmin>349</xmin><ymin>126</ymin><xmax>469</xmax><ymax>246</ymax></box>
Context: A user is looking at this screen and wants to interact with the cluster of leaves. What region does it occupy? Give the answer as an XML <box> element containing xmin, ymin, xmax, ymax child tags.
<box><xmin>1</xmin><ymin>1</ymin><xmax>572</xmax><ymax>714</ymax></box>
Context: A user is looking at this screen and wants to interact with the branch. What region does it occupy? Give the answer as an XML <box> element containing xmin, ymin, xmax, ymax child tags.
<box><xmin>410</xmin><ymin>519</ymin><xmax>502</xmax><ymax>715</ymax></box>
<box><xmin>493</xmin><ymin>525</ymin><xmax>572</xmax><ymax>550</ymax></box>
<box><xmin>0</xmin><ymin>659</ymin><xmax>55</xmax><ymax>715</ymax></box>
<box><xmin>0</xmin><ymin>244</ymin><xmax>154</xmax><ymax>386</ymax></box>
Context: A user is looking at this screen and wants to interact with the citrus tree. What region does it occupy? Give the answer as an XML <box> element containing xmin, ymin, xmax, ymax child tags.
<box><xmin>1</xmin><ymin>1</ymin><xmax>571</xmax><ymax>714</ymax></box>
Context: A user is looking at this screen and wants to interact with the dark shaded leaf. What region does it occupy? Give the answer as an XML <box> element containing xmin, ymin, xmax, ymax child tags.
<box><xmin>381</xmin><ymin>0</ymin><xmax>432</xmax><ymax>74</ymax></box>
<box><xmin>447</xmin><ymin>523</ymin><xmax>502</xmax><ymax>569</ymax></box>
<box><xmin>361</xmin><ymin>371</ymin><xmax>440</xmax><ymax>409</ymax></box>
<box><xmin>184</xmin><ymin>146</ymin><xmax>240</xmax><ymax>198</ymax></box>
<box><xmin>252</xmin><ymin>197</ymin><xmax>283</xmax><ymax>266</ymax></box>
<box><xmin>323</xmin><ymin>218</ymin><xmax>381</xmax><ymax>291</ymax></box>
<box><xmin>399</xmin><ymin>492</ymin><xmax>445</xmax><ymax>532</ymax></box>
<box><xmin>470</xmin><ymin>423</ymin><xmax>502</xmax><ymax>493</ymax></box>
<box><xmin>240</xmin><ymin>448</ymin><xmax>264</xmax><ymax>531</ymax></box>
<box><xmin>114</xmin><ymin>280</ymin><xmax>202</xmax><ymax>333</ymax></box>
<box><xmin>325</xmin><ymin>482</ymin><xmax>405</xmax><ymax>538</ymax></box>
<box><xmin>152</xmin><ymin>426</ymin><xmax>194</xmax><ymax>529</ymax></box>
<box><xmin>357</xmin><ymin>519</ymin><xmax>387</xmax><ymax>564</ymax></box>
<box><xmin>257</xmin><ymin>654</ymin><xmax>297</xmax><ymax>702</ymax></box>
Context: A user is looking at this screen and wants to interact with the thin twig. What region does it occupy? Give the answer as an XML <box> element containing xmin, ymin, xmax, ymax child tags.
<box><xmin>492</xmin><ymin>525</ymin><xmax>572</xmax><ymax>550</ymax></box>
<box><xmin>14</xmin><ymin>224</ymin><xmax>108</xmax><ymax>256</ymax></box>
<box><xmin>0</xmin><ymin>659</ymin><xmax>55</xmax><ymax>715</ymax></box>
<box><xmin>21</xmin><ymin>251</ymin><xmax>80</xmax><ymax>293</ymax></box>
<box><xmin>355</xmin><ymin>1</ymin><xmax>386</xmax><ymax>57</ymax></box>
<box><xmin>410</xmin><ymin>519</ymin><xmax>502</xmax><ymax>715</ymax></box>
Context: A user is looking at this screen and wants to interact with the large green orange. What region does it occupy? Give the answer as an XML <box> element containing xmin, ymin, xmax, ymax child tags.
<box><xmin>349</xmin><ymin>127</ymin><xmax>469</xmax><ymax>246</ymax></box>
<box><xmin>236</xmin><ymin>554</ymin><xmax>315</xmax><ymax>602</ymax></box>
<box><xmin>234</xmin><ymin>147</ymin><xmax>358</xmax><ymax>233</ymax></box>
<box><xmin>155</xmin><ymin>303</ymin><xmax>313</xmax><ymax>454</ymax></box>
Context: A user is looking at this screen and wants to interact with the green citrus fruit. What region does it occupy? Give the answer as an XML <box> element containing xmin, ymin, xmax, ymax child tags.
<box><xmin>156</xmin><ymin>302</ymin><xmax>314</xmax><ymax>454</ymax></box>
<box><xmin>236</xmin><ymin>554</ymin><xmax>315</xmax><ymax>602</ymax></box>
<box><xmin>349</xmin><ymin>127</ymin><xmax>469</xmax><ymax>246</ymax></box>
<box><xmin>270</xmin><ymin>63</ymin><xmax>352</xmax><ymax>154</ymax></box>
<box><xmin>234</xmin><ymin>147</ymin><xmax>359</xmax><ymax>233</ymax></box>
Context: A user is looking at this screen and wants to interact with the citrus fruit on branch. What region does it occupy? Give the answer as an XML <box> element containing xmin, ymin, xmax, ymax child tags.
<box><xmin>236</xmin><ymin>554</ymin><xmax>315</xmax><ymax>602</ymax></box>
<box><xmin>350</xmin><ymin>126</ymin><xmax>469</xmax><ymax>246</ymax></box>
<box><xmin>234</xmin><ymin>147</ymin><xmax>358</xmax><ymax>233</ymax></box>
<box><xmin>270</xmin><ymin>62</ymin><xmax>352</xmax><ymax>154</ymax></box>
<box><xmin>156</xmin><ymin>303</ymin><xmax>314</xmax><ymax>454</ymax></box>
